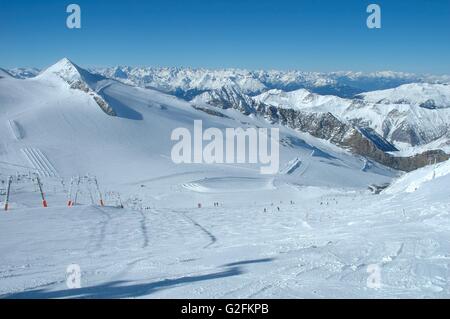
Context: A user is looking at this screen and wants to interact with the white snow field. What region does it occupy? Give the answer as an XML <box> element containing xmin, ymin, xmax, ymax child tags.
<box><xmin>0</xmin><ymin>59</ymin><xmax>449</xmax><ymax>299</ymax></box>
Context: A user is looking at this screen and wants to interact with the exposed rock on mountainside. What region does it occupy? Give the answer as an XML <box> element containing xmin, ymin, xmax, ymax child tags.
<box><xmin>387</xmin><ymin>150</ymin><xmax>449</xmax><ymax>172</ymax></box>
<box><xmin>93</xmin><ymin>95</ymin><xmax>116</xmax><ymax>116</ymax></box>
<box><xmin>192</xmin><ymin>86</ymin><xmax>258</xmax><ymax>115</ymax></box>
<box><xmin>192</xmin><ymin>86</ymin><xmax>450</xmax><ymax>171</ymax></box>
<box><xmin>190</xmin><ymin>105</ymin><xmax>231</xmax><ymax>118</ymax></box>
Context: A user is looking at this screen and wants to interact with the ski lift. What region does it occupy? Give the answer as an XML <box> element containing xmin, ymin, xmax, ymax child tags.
<box><xmin>67</xmin><ymin>175</ymin><xmax>104</xmax><ymax>207</ymax></box>
<box><xmin>3</xmin><ymin>174</ymin><xmax>48</xmax><ymax>211</ymax></box>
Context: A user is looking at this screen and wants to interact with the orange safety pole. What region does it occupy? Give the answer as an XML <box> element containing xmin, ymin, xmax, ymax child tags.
<box><xmin>36</xmin><ymin>176</ymin><xmax>48</xmax><ymax>208</ymax></box>
<box><xmin>67</xmin><ymin>177</ymin><xmax>74</xmax><ymax>207</ymax></box>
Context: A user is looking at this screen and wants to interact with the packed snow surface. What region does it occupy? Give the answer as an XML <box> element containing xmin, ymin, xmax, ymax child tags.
<box><xmin>2</xmin><ymin>174</ymin><xmax>450</xmax><ymax>298</ymax></box>
<box><xmin>385</xmin><ymin>160</ymin><xmax>450</xmax><ymax>194</ymax></box>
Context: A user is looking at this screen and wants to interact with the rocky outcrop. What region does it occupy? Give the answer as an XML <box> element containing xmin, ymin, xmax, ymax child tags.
<box><xmin>70</xmin><ymin>80</ymin><xmax>90</xmax><ymax>93</ymax></box>
<box><xmin>93</xmin><ymin>96</ymin><xmax>116</xmax><ymax>116</ymax></box>
<box><xmin>69</xmin><ymin>80</ymin><xmax>116</xmax><ymax>116</ymax></box>
<box><xmin>191</xmin><ymin>86</ymin><xmax>261</xmax><ymax>115</ymax></box>
<box><xmin>382</xmin><ymin>150</ymin><xmax>449</xmax><ymax>172</ymax></box>
<box><xmin>191</xmin><ymin>105</ymin><xmax>231</xmax><ymax>118</ymax></box>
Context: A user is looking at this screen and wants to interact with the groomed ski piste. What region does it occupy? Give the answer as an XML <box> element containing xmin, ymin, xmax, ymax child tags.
<box><xmin>1</xmin><ymin>59</ymin><xmax>450</xmax><ymax>298</ymax></box>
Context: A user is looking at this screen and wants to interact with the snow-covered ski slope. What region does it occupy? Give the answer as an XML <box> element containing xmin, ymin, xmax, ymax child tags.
<box><xmin>2</xmin><ymin>176</ymin><xmax>450</xmax><ymax>298</ymax></box>
<box><xmin>385</xmin><ymin>159</ymin><xmax>450</xmax><ymax>194</ymax></box>
<box><xmin>1</xmin><ymin>59</ymin><xmax>449</xmax><ymax>298</ymax></box>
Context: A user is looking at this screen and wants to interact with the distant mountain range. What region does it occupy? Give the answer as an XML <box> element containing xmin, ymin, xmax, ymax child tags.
<box><xmin>7</xmin><ymin>65</ymin><xmax>450</xmax><ymax>99</ymax></box>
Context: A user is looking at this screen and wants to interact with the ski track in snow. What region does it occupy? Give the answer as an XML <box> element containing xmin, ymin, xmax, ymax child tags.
<box><xmin>88</xmin><ymin>206</ymin><xmax>112</xmax><ymax>253</ymax></box>
<box><xmin>8</xmin><ymin>120</ymin><xmax>24</xmax><ymax>140</ymax></box>
<box><xmin>137</xmin><ymin>210</ymin><xmax>150</xmax><ymax>249</ymax></box>
<box><xmin>20</xmin><ymin>147</ymin><xmax>59</xmax><ymax>178</ymax></box>
<box><xmin>175</xmin><ymin>210</ymin><xmax>218</xmax><ymax>249</ymax></box>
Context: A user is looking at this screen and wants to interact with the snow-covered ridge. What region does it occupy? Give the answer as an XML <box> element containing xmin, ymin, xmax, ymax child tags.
<box><xmin>253</xmin><ymin>88</ymin><xmax>350</xmax><ymax>112</ymax></box>
<box><xmin>37</xmin><ymin>58</ymin><xmax>83</xmax><ymax>83</ymax></box>
<box><xmin>358</xmin><ymin>83</ymin><xmax>450</xmax><ymax>109</ymax></box>
<box><xmin>385</xmin><ymin>159</ymin><xmax>450</xmax><ymax>194</ymax></box>
<box><xmin>36</xmin><ymin>58</ymin><xmax>105</xmax><ymax>89</ymax></box>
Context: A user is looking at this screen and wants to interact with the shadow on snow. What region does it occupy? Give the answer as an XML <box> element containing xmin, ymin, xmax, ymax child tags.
<box><xmin>3</xmin><ymin>267</ymin><xmax>243</xmax><ymax>299</ymax></box>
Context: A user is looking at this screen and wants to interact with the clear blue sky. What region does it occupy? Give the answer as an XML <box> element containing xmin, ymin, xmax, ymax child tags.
<box><xmin>1</xmin><ymin>0</ymin><xmax>449</xmax><ymax>74</ymax></box>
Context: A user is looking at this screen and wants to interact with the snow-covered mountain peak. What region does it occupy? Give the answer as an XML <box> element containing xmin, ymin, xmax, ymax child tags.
<box><xmin>53</xmin><ymin>57</ymin><xmax>74</xmax><ymax>66</ymax></box>
<box><xmin>358</xmin><ymin>83</ymin><xmax>450</xmax><ymax>109</ymax></box>
<box><xmin>36</xmin><ymin>58</ymin><xmax>106</xmax><ymax>92</ymax></box>
<box><xmin>38</xmin><ymin>58</ymin><xmax>82</xmax><ymax>82</ymax></box>
<box><xmin>256</xmin><ymin>88</ymin><xmax>312</xmax><ymax>103</ymax></box>
<box><xmin>253</xmin><ymin>88</ymin><xmax>349</xmax><ymax>111</ymax></box>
